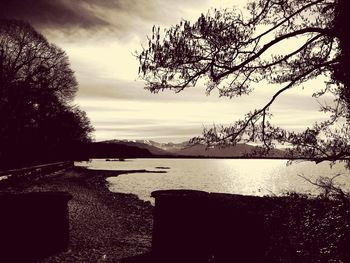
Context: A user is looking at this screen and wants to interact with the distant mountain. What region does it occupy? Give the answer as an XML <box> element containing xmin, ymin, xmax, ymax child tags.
<box><xmin>77</xmin><ymin>142</ymin><xmax>153</xmax><ymax>159</ymax></box>
<box><xmin>173</xmin><ymin>143</ymin><xmax>253</xmax><ymax>157</ymax></box>
<box><xmin>139</xmin><ymin>140</ymin><xmax>188</xmax><ymax>153</ymax></box>
<box><xmin>100</xmin><ymin>139</ymin><xmax>286</xmax><ymax>158</ymax></box>
<box><xmin>102</xmin><ymin>139</ymin><xmax>173</xmax><ymax>156</ymax></box>
<box><xmin>172</xmin><ymin>143</ymin><xmax>285</xmax><ymax>158</ymax></box>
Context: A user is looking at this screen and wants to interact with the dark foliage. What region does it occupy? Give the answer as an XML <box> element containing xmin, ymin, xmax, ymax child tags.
<box><xmin>0</xmin><ymin>19</ymin><xmax>94</xmax><ymax>169</ymax></box>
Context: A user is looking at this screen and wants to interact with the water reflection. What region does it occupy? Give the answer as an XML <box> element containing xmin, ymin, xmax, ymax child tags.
<box><xmin>76</xmin><ymin>159</ymin><xmax>350</xmax><ymax>203</ymax></box>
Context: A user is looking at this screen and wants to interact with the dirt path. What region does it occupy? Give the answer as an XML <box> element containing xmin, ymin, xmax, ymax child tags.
<box><xmin>3</xmin><ymin>167</ymin><xmax>154</xmax><ymax>263</ymax></box>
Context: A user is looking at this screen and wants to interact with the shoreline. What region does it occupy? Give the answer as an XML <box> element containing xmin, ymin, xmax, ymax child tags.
<box><xmin>2</xmin><ymin>167</ymin><xmax>154</xmax><ymax>263</ymax></box>
<box><xmin>2</xmin><ymin>165</ymin><xmax>349</xmax><ymax>262</ymax></box>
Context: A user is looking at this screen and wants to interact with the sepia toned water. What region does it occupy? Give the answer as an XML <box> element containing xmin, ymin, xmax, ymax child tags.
<box><xmin>76</xmin><ymin>158</ymin><xmax>350</xmax><ymax>203</ymax></box>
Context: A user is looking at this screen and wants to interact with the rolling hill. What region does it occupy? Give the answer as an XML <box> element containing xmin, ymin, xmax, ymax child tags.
<box><xmin>100</xmin><ymin>139</ymin><xmax>286</xmax><ymax>158</ymax></box>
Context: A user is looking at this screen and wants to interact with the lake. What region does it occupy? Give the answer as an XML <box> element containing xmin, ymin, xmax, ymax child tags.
<box><xmin>76</xmin><ymin>158</ymin><xmax>350</xmax><ymax>203</ymax></box>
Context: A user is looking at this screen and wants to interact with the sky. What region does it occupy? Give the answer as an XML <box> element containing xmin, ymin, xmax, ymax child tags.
<box><xmin>0</xmin><ymin>0</ymin><xmax>332</xmax><ymax>142</ymax></box>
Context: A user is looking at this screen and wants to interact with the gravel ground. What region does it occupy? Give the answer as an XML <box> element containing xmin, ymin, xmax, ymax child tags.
<box><xmin>2</xmin><ymin>167</ymin><xmax>154</xmax><ymax>263</ymax></box>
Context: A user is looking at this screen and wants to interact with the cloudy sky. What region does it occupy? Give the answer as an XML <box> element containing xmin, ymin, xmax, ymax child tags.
<box><xmin>0</xmin><ymin>0</ymin><xmax>331</xmax><ymax>142</ymax></box>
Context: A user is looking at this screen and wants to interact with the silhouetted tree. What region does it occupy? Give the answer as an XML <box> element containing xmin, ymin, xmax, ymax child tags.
<box><xmin>138</xmin><ymin>0</ymin><xmax>350</xmax><ymax>164</ymax></box>
<box><xmin>0</xmin><ymin>19</ymin><xmax>93</xmax><ymax>168</ymax></box>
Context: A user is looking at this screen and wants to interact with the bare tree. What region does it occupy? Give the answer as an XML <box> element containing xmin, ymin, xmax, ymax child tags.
<box><xmin>0</xmin><ymin>19</ymin><xmax>93</xmax><ymax>167</ymax></box>
<box><xmin>138</xmin><ymin>0</ymin><xmax>350</xmax><ymax>164</ymax></box>
<box><xmin>0</xmin><ymin>19</ymin><xmax>77</xmax><ymax>103</ymax></box>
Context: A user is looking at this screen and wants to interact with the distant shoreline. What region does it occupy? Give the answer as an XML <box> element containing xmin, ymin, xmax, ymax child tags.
<box><xmin>86</xmin><ymin>156</ymin><xmax>350</xmax><ymax>161</ymax></box>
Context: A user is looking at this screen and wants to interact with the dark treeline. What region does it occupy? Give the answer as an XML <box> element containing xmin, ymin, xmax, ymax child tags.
<box><xmin>0</xmin><ymin>20</ymin><xmax>94</xmax><ymax>169</ymax></box>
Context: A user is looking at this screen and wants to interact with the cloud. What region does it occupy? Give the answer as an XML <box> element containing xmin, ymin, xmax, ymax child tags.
<box><xmin>76</xmin><ymin>79</ymin><xmax>219</xmax><ymax>103</ymax></box>
<box><xmin>73</xmin><ymin>77</ymin><xmax>333</xmax><ymax>142</ymax></box>
<box><xmin>0</xmin><ymin>0</ymin><xmax>212</xmax><ymax>40</ymax></box>
<box><xmin>94</xmin><ymin>123</ymin><xmax>204</xmax><ymax>142</ymax></box>
<box><xmin>0</xmin><ymin>0</ymin><xmax>109</xmax><ymax>30</ymax></box>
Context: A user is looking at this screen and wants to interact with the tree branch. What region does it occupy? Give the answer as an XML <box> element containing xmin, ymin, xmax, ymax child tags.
<box><xmin>213</xmin><ymin>59</ymin><xmax>335</xmax><ymax>143</ymax></box>
<box><xmin>215</xmin><ymin>27</ymin><xmax>329</xmax><ymax>80</ymax></box>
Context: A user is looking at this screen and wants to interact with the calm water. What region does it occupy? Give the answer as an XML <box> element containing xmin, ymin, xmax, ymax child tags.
<box><xmin>76</xmin><ymin>158</ymin><xmax>350</xmax><ymax>203</ymax></box>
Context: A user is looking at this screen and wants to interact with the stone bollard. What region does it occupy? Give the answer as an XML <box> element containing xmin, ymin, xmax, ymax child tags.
<box><xmin>121</xmin><ymin>190</ymin><xmax>270</xmax><ymax>263</ymax></box>
<box><xmin>0</xmin><ymin>191</ymin><xmax>72</xmax><ymax>263</ymax></box>
<box><xmin>151</xmin><ymin>189</ymin><xmax>211</xmax><ymax>263</ymax></box>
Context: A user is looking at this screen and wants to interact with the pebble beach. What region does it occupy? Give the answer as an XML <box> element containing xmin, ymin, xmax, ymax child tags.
<box><xmin>2</xmin><ymin>166</ymin><xmax>154</xmax><ymax>263</ymax></box>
